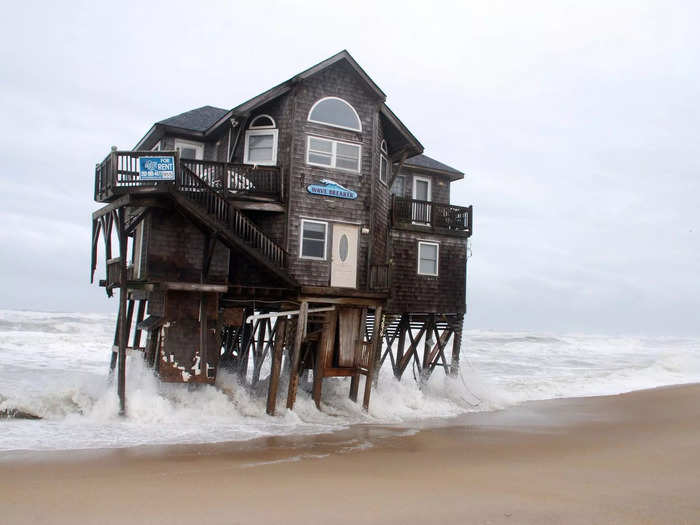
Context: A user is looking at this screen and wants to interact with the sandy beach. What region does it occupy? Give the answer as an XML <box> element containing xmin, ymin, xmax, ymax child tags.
<box><xmin>1</xmin><ymin>383</ymin><xmax>699</xmax><ymax>524</ymax></box>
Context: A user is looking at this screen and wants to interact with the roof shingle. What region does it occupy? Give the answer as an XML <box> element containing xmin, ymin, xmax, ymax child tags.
<box><xmin>404</xmin><ymin>154</ymin><xmax>463</xmax><ymax>176</ymax></box>
<box><xmin>157</xmin><ymin>105</ymin><xmax>229</xmax><ymax>132</ymax></box>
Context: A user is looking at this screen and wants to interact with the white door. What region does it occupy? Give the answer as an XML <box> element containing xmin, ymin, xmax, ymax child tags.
<box><xmin>412</xmin><ymin>176</ymin><xmax>432</xmax><ymax>224</ymax></box>
<box><xmin>331</xmin><ymin>224</ymin><xmax>358</xmax><ymax>288</ymax></box>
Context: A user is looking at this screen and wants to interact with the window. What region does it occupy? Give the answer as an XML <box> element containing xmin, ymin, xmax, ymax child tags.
<box><xmin>300</xmin><ymin>220</ymin><xmax>328</xmax><ymax>260</ymax></box>
<box><xmin>379</xmin><ymin>155</ymin><xmax>389</xmax><ymax>185</ymax></box>
<box><xmin>418</xmin><ymin>242</ymin><xmax>439</xmax><ymax>276</ymax></box>
<box><xmin>151</xmin><ymin>141</ymin><xmax>161</xmax><ymax>152</ymax></box>
<box><xmin>244</xmin><ymin>115</ymin><xmax>278</xmax><ymax>165</ymax></box>
<box><xmin>306</xmin><ymin>136</ymin><xmax>361</xmax><ymax>173</ymax></box>
<box><xmin>174</xmin><ymin>139</ymin><xmax>204</xmax><ymax>160</ymax></box>
<box><xmin>391</xmin><ymin>175</ymin><xmax>405</xmax><ymax>197</ymax></box>
<box><xmin>308</xmin><ymin>97</ymin><xmax>362</xmax><ymax>132</ymax></box>
<box><xmin>413</xmin><ymin>176</ymin><xmax>431</xmax><ymax>201</ymax></box>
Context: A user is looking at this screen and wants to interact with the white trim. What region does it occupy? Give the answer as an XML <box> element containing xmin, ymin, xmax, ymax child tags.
<box><xmin>249</xmin><ymin>114</ymin><xmax>276</xmax><ymax>129</ymax></box>
<box><xmin>417</xmin><ymin>241</ymin><xmax>440</xmax><ymax>276</ymax></box>
<box><xmin>379</xmin><ymin>154</ymin><xmax>389</xmax><ymax>185</ymax></box>
<box><xmin>380</xmin><ymin>139</ymin><xmax>388</xmax><ymax>154</ymax></box>
<box><xmin>308</xmin><ymin>96</ymin><xmax>362</xmax><ymax>132</ymax></box>
<box><xmin>299</xmin><ymin>215</ymin><xmax>361</xmax><ymax>225</ymax></box>
<box><xmin>300</xmin><ymin>219</ymin><xmax>328</xmax><ymax>261</ymax></box>
<box><xmin>412</xmin><ymin>175</ymin><xmax>432</xmax><ymax>201</ymax></box>
<box><xmin>243</xmin><ymin>129</ymin><xmax>279</xmax><ymax>166</ymax></box>
<box><xmin>306</xmin><ymin>135</ymin><xmax>361</xmax><ymax>173</ymax></box>
<box><xmin>174</xmin><ymin>139</ymin><xmax>204</xmax><ymax>160</ymax></box>
<box><xmin>151</xmin><ymin>141</ymin><xmax>161</xmax><ymax>152</ymax></box>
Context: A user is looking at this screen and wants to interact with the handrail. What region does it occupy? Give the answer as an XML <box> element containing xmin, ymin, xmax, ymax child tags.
<box><xmin>176</xmin><ymin>164</ymin><xmax>288</xmax><ymax>268</ymax></box>
<box><xmin>94</xmin><ymin>151</ymin><xmax>281</xmax><ymax>201</ymax></box>
<box><xmin>392</xmin><ymin>195</ymin><xmax>472</xmax><ymax>233</ymax></box>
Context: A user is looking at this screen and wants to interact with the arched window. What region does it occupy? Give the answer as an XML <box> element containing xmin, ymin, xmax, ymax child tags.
<box><xmin>244</xmin><ymin>114</ymin><xmax>278</xmax><ymax>165</ymax></box>
<box><xmin>308</xmin><ymin>97</ymin><xmax>362</xmax><ymax>132</ymax></box>
<box><xmin>380</xmin><ymin>140</ymin><xmax>388</xmax><ymax>154</ymax></box>
<box><xmin>249</xmin><ymin>114</ymin><xmax>276</xmax><ymax>129</ymax></box>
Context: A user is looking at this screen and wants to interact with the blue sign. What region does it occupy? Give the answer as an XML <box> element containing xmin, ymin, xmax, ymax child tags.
<box><xmin>139</xmin><ymin>156</ymin><xmax>175</xmax><ymax>181</ymax></box>
<box><xmin>307</xmin><ymin>179</ymin><xmax>358</xmax><ymax>200</ymax></box>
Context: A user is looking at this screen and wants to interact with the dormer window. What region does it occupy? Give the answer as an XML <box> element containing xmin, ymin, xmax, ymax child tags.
<box><xmin>308</xmin><ymin>97</ymin><xmax>362</xmax><ymax>132</ymax></box>
<box><xmin>244</xmin><ymin>114</ymin><xmax>278</xmax><ymax>165</ymax></box>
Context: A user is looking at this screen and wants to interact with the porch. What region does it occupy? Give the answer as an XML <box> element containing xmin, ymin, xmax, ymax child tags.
<box><xmin>94</xmin><ymin>150</ymin><xmax>282</xmax><ymax>204</ymax></box>
<box><xmin>391</xmin><ymin>195</ymin><xmax>473</xmax><ymax>236</ymax></box>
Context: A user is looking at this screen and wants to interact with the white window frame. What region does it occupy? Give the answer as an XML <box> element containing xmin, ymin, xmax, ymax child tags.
<box><xmin>300</xmin><ymin>219</ymin><xmax>328</xmax><ymax>261</ymax></box>
<box><xmin>412</xmin><ymin>175</ymin><xmax>432</xmax><ymax>202</ymax></box>
<box><xmin>151</xmin><ymin>140</ymin><xmax>161</xmax><ymax>151</ymax></box>
<box><xmin>174</xmin><ymin>139</ymin><xmax>204</xmax><ymax>160</ymax></box>
<box><xmin>306</xmin><ymin>135</ymin><xmax>361</xmax><ymax>173</ymax></box>
<box><xmin>380</xmin><ymin>140</ymin><xmax>388</xmax><ymax>154</ymax></box>
<box><xmin>244</xmin><ymin>128</ymin><xmax>279</xmax><ymax>166</ymax></box>
<box><xmin>379</xmin><ymin>155</ymin><xmax>389</xmax><ymax>185</ymax></box>
<box><xmin>417</xmin><ymin>241</ymin><xmax>440</xmax><ymax>276</ymax></box>
<box><xmin>308</xmin><ymin>96</ymin><xmax>362</xmax><ymax>132</ymax></box>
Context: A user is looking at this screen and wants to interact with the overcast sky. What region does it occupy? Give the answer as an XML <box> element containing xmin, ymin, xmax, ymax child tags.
<box><xmin>1</xmin><ymin>1</ymin><xmax>698</xmax><ymax>335</ymax></box>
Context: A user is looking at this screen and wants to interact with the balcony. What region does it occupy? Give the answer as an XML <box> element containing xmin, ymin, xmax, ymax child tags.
<box><xmin>95</xmin><ymin>150</ymin><xmax>282</xmax><ymax>203</ymax></box>
<box><xmin>391</xmin><ymin>196</ymin><xmax>473</xmax><ymax>236</ymax></box>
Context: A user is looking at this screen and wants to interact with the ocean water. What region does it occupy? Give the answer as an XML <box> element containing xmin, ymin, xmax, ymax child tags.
<box><xmin>1</xmin><ymin>309</ymin><xmax>699</xmax><ymax>451</ymax></box>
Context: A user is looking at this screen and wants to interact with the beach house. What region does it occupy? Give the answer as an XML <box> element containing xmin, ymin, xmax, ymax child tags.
<box><xmin>91</xmin><ymin>50</ymin><xmax>473</xmax><ymax>414</ymax></box>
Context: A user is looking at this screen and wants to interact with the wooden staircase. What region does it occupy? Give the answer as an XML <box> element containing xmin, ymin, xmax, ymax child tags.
<box><xmin>172</xmin><ymin>163</ymin><xmax>297</xmax><ymax>288</ymax></box>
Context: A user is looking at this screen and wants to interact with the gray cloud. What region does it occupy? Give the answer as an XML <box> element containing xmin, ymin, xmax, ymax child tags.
<box><xmin>1</xmin><ymin>1</ymin><xmax>698</xmax><ymax>335</ymax></box>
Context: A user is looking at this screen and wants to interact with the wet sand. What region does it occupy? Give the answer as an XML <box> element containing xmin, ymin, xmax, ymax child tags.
<box><xmin>1</xmin><ymin>384</ymin><xmax>699</xmax><ymax>524</ymax></box>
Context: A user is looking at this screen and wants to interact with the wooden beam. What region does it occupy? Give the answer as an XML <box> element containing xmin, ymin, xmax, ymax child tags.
<box><xmin>159</xmin><ymin>282</ymin><xmax>228</xmax><ymax>293</ymax></box>
<box><xmin>286</xmin><ymin>301</ymin><xmax>308</xmax><ymax>410</ymax></box>
<box><xmin>363</xmin><ymin>305</ymin><xmax>383</xmax><ymax>410</ymax></box>
<box><xmin>266</xmin><ymin>318</ymin><xmax>286</xmax><ymax>415</ymax></box>
<box><xmin>117</xmin><ymin>207</ymin><xmax>128</xmax><ymax>416</ymax></box>
<box><xmin>349</xmin><ymin>307</ymin><xmax>367</xmax><ymax>403</ymax></box>
<box><xmin>450</xmin><ymin>314</ymin><xmax>464</xmax><ymax>376</ymax></box>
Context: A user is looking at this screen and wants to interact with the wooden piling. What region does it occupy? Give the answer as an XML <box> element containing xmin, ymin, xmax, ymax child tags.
<box><xmin>450</xmin><ymin>314</ymin><xmax>464</xmax><ymax>376</ymax></box>
<box><xmin>266</xmin><ymin>317</ymin><xmax>286</xmax><ymax>415</ymax></box>
<box><xmin>117</xmin><ymin>209</ymin><xmax>128</xmax><ymax>416</ymax></box>
<box><xmin>363</xmin><ymin>305</ymin><xmax>382</xmax><ymax>410</ymax></box>
<box><xmin>286</xmin><ymin>301</ymin><xmax>307</xmax><ymax>410</ymax></box>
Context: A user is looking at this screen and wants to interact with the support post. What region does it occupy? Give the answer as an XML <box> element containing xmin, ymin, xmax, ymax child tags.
<box><xmin>132</xmin><ymin>300</ymin><xmax>146</xmax><ymax>348</ymax></box>
<box><xmin>394</xmin><ymin>314</ymin><xmax>407</xmax><ymax>379</ymax></box>
<box><xmin>266</xmin><ymin>318</ymin><xmax>286</xmax><ymax>415</ymax></box>
<box><xmin>286</xmin><ymin>301</ymin><xmax>308</xmax><ymax>410</ymax></box>
<box><xmin>349</xmin><ymin>308</ymin><xmax>367</xmax><ymax>402</ymax></box>
<box><xmin>450</xmin><ymin>314</ymin><xmax>464</xmax><ymax>376</ymax></box>
<box><xmin>199</xmin><ymin>292</ymin><xmax>208</xmax><ymax>377</ymax></box>
<box><xmin>363</xmin><ymin>305</ymin><xmax>383</xmax><ymax>410</ymax></box>
<box><xmin>117</xmin><ymin>209</ymin><xmax>128</xmax><ymax>416</ymax></box>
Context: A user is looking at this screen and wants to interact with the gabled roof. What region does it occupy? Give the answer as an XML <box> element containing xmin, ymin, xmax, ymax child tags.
<box><xmin>403</xmin><ymin>154</ymin><xmax>464</xmax><ymax>180</ymax></box>
<box><xmin>157</xmin><ymin>105</ymin><xmax>228</xmax><ymax>132</ymax></box>
<box><xmin>134</xmin><ymin>51</ymin><xmax>423</xmax><ymax>157</ymax></box>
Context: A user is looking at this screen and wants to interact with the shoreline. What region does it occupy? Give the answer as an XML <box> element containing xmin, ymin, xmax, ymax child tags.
<box><xmin>0</xmin><ymin>381</ymin><xmax>697</xmax><ymax>461</ymax></box>
<box><xmin>2</xmin><ymin>383</ymin><xmax>700</xmax><ymax>523</ymax></box>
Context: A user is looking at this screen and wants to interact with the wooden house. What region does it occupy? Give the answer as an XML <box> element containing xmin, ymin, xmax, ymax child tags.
<box><xmin>91</xmin><ymin>50</ymin><xmax>473</xmax><ymax>415</ymax></box>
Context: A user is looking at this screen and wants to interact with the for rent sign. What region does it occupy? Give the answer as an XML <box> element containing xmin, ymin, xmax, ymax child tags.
<box><xmin>139</xmin><ymin>156</ymin><xmax>175</xmax><ymax>181</ymax></box>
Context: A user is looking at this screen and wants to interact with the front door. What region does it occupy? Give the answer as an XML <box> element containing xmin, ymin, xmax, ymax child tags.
<box><xmin>331</xmin><ymin>224</ymin><xmax>358</xmax><ymax>288</ymax></box>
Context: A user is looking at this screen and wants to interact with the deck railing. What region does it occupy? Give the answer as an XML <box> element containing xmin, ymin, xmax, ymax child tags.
<box><xmin>177</xmin><ymin>165</ymin><xmax>288</xmax><ymax>269</ymax></box>
<box><xmin>180</xmin><ymin>158</ymin><xmax>281</xmax><ymax>196</ymax></box>
<box><xmin>391</xmin><ymin>196</ymin><xmax>473</xmax><ymax>234</ymax></box>
<box><xmin>95</xmin><ymin>151</ymin><xmax>281</xmax><ymax>202</ymax></box>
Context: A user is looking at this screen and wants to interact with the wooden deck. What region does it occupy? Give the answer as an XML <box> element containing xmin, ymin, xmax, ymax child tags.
<box><xmin>95</xmin><ymin>150</ymin><xmax>282</xmax><ymax>204</ymax></box>
<box><xmin>391</xmin><ymin>195</ymin><xmax>473</xmax><ymax>236</ymax></box>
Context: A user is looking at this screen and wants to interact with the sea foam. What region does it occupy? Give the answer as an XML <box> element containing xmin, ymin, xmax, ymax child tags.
<box><xmin>0</xmin><ymin>309</ymin><xmax>698</xmax><ymax>451</ymax></box>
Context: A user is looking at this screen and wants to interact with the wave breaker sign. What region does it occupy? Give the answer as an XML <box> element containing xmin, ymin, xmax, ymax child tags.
<box><xmin>139</xmin><ymin>156</ymin><xmax>175</xmax><ymax>181</ymax></box>
<box><xmin>307</xmin><ymin>179</ymin><xmax>357</xmax><ymax>200</ymax></box>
